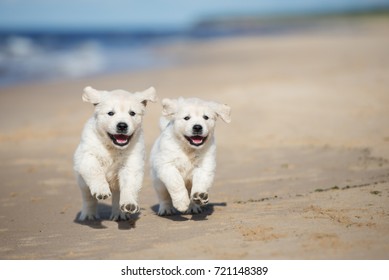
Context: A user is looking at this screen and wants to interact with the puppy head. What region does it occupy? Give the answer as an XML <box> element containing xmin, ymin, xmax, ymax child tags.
<box><xmin>162</xmin><ymin>97</ymin><xmax>231</xmax><ymax>149</ymax></box>
<box><xmin>83</xmin><ymin>86</ymin><xmax>157</xmax><ymax>149</ymax></box>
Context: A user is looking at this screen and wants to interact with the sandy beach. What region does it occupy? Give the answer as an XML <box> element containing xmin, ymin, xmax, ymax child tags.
<box><xmin>0</xmin><ymin>17</ymin><xmax>388</xmax><ymax>259</ymax></box>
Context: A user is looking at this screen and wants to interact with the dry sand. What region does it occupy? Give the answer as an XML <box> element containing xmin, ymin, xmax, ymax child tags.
<box><xmin>0</xmin><ymin>18</ymin><xmax>388</xmax><ymax>259</ymax></box>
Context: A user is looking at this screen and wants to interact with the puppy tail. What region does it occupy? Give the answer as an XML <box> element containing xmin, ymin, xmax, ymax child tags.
<box><xmin>159</xmin><ymin>117</ymin><xmax>170</xmax><ymax>131</ymax></box>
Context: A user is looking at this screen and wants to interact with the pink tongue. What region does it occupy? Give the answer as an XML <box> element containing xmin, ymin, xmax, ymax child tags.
<box><xmin>114</xmin><ymin>134</ymin><xmax>129</xmax><ymax>143</ymax></box>
<box><xmin>191</xmin><ymin>136</ymin><xmax>203</xmax><ymax>144</ymax></box>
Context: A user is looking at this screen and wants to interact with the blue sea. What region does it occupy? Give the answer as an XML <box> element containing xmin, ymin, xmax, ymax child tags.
<box><xmin>0</xmin><ymin>24</ymin><xmax>299</xmax><ymax>88</ymax></box>
<box><xmin>0</xmin><ymin>30</ymin><xmax>173</xmax><ymax>87</ymax></box>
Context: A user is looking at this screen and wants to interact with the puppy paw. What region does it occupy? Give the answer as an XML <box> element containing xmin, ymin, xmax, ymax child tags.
<box><xmin>157</xmin><ymin>201</ymin><xmax>176</xmax><ymax>216</ymax></box>
<box><xmin>158</xmin><ymin>207</ymin><xmax>176</xmax><ymax>216</ymax></box>
<box><xmin>192</xmin><ymin>192</ymin><xmax>209</xmax><ymax>206</ymax></box>
<box><xmin>185</xmin><ymin>203</ymin><xmax>202</xmax><ymax>214</ymax></box>
<box><xmin>91</xmin><ymin>188</ymin><xmax>112</xmax><ymax>200</ymax></box>
<box><xmin>120</xmin><ymin>203</ymin><xmax>140</xmax><ymax>214</ymax></box>
<box><xmin>79</xmin><ymin>212</ymin><xmax>100</xmax><ymax>221</ymax></box>
<box><xmin>173</xmin><ymin>197</ymin><xmax>190</xmax><ymax>213</ymax></box>
<box><xmin>110</xmin><ymin>212</ymin><xmax>131</xmax><ymax>221</ymax></box>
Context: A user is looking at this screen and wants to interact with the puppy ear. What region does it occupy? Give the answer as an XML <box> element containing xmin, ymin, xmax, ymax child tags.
<box><xmin>137</xmin><ymin>86</ymin><xmax>157</xmax><ymax>106</ymax></box>
<box><xmin>82</xmin><ymin>86</ymin><xmax>101</xmax><ymax>105</ymax></box>
<box><xmin>162</xmin><ymin>98</ymin><xmax>178</xmax><ymax>118</ymax></box>
<box><xmin>210</xmin><ymin>102</ymin><xmax>231</xmax><ymax>123</ymax></box>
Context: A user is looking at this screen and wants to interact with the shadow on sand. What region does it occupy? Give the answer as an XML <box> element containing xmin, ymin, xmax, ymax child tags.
<box><xmin>73</xmin><ymin>202</ymin><xmax>139</xmax><ymax>230</ymax></box>
<box><xmin>150</xmin><ymin>202</ymin><xmax>227</xmax><ymax>221</ymax></box>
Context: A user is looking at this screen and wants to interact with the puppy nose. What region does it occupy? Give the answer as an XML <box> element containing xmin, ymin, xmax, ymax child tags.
<box><xmin>193</xmin><ymin>124</ymin><xmax>203</xmax><ymax>133</ymax></box>
<box><xmin>117</xmin><ymin>122</ymin><xmax>128</xmax><ymax>132</ymax></box>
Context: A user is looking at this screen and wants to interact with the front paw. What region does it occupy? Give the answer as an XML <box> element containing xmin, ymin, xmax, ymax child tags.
<box><xmin>79</xmin><ymin>211</ymin><xmax>100</xmax><ymax>221</ymax></box>
<box><xmin>172</xmin><ymin>196</ymin><xmax>190</xmax><ymax>213</ymax></box>
<box><xmin>185</xmin><ymin>203</ymin><xmax>202</xmax><ymax>214</ymax></box>
<box><xmin>110</xmin><ymin>212</ymin><xmax>131</xmax><ymax>221</ymax></box>
<box><xmin>157</xmin><ymin>203</ymin><xmax>176</xmax><ymax>216</ymax></box>
<box><xmin>120</xmin><ymin>203</ymin><xmax>140</xmax><ymax>214</ymax></box>
<box><xmin>192</xmin><ymin>192</ymin><xmax>209</xmax><ymax>206</ymax></box>
<box><xmin>91</xmin><ymin>187</ymin><xmax>112</xmax><ymax>200</ymax></box>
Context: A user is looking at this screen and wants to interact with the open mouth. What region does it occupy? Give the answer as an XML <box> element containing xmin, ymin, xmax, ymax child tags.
<box><xmin>184</xmin><ymin>135</ymin><xmax>208</xmax><ymax>147</ymax></box>
<box><xmin>108</xmin><ymin>133</ymin><xmax>132</xmax><ymax>147</ymax></box>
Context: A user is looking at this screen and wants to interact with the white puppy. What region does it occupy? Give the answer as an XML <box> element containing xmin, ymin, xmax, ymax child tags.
<box><xmin>150</xmin><ymin>97</ymin><xmax>231</xmax><ymax>215</ymax></box>
<box><xmin>74</xmin><ymin>86</ymin><xmax>157</xmax><ymax>221</ymax></box>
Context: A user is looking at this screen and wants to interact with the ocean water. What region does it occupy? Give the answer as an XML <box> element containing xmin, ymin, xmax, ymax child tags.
<box><xmin>0</xmin><ymin>31</ymin><xmax>179</xmax><ymax>87</ymax></box>
<box><xmin>0</xmin><ymin>22</ymin><xmax>310</xmax><ymax>88</ymax></box>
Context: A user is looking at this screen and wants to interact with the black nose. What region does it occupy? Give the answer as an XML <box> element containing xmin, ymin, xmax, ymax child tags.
<box><xmin>193</xmin><ymin>124</ymin><xmax>203</xmax><ymax>133</ymax></box>
<box><xmin>117</xmin><ymin>122</ymin><xmax>128</xmax><ymax>133</ymax></box>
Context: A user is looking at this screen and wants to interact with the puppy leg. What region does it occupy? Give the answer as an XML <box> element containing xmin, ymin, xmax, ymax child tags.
<box><xmin>77</xmin><ymin>175</ymin><xmax>99</xmax><ymax>221</ymax></box>
<box><xmin>110</xmin><ymin>189</ymin><xmax>130</xmax><ymax>221</ymax></box>
<box><xmin>76</xmin><ymin>156</ymin><xmax>112</xmax><ymax>200</ymax></box>
<box><xmin>118</xmin><ymin>168</ymin><xmax>142</xmax><ymax>215</ymax></box>
<box><xmin>157</xmin><ymin>167</ymin><xmax>191</xmax><ymax>213</ymax></box>
<box><xmin>183</xmin><ymin>181</ymin><xmax>202</xmax><ymax>214</ymax></box>
<box><xmin>153</xmin><ymin>178</ymin><xmax>175</xmax><ymax>216</ymax></box>
<box><xmin>190</xmin><ymin>166</ymin><xmax>214</xmax><ymax>208</ymax></box>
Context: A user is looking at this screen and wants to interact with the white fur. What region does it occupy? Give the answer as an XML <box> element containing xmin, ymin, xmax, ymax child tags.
<box><xmin>74</xmin><ymin>86</ymin><xmax>157</xmax><ymax>221</ymax></box>
<box><xmin>150</xmin><ymin>97</ymin><xmax>231</xmax><ymax>215</ymax></box>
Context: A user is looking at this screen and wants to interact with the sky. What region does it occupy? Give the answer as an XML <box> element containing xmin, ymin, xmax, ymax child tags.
<box><xmin>0</xmin><ymin>0</ymin><xmax>388</xmax><ymax>31</ymax></box>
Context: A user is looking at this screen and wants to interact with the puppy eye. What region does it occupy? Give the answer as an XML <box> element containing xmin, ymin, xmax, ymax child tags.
<box><xmin>184</xmin><ymin>116</ymin><xmax>190</xmax><ymax>121</ymax></box>
<box><xmin>129</xmin><ymin>111</ymin><xmax>136</xmax><ymax>116</ymax></box>
<box><xmin>107</xmin><ymin>111</ymin><xmax>115</xmax><ymax>116</ymax></box>
<box><xmin>203</xmin><ymin>115</ymin><xmax>209</xmax><ymax>120</ymax></box>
